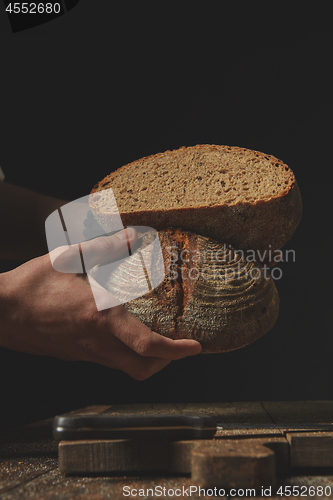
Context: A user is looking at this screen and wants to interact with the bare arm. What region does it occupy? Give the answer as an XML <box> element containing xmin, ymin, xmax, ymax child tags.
<box><xmin>0</xmin><ymin>183</ymin><xmax>202</xmax><ymax>378</ymax></box>
<box><xmin>0</xmin><ymin>229</ymin><xmax>202</xmax><ymax>379</ymax></box>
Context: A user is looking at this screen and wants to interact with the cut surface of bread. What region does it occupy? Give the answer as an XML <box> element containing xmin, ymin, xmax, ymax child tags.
<box><xmin>90</xmin><ymin>145</ymin><xmax>302</xmax><ymax>253</ymax></box>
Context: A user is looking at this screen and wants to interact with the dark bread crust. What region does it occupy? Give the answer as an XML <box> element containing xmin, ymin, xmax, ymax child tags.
<box><xmin>90</xmin><ymin>145</ymin><xmax>302</xmax><ymax>253</ymax></box>
<box><xmin>96</xmin><ymin>228</ymin><xmax>280</xmax><ymax>353</ymax></box>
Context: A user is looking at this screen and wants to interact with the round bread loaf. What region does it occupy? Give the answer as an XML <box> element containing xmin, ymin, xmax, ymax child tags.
<box><xmin>90</xmin><ymin>144</ymin><xmax>302</xmax><ymax>254</ymax></box>
<box><xmin>90</xmin><ymin>228</ymin><xmax>280</xmax><ymax>353</ymax></box>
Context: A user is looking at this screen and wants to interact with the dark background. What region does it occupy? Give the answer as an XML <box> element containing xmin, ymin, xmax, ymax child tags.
<box><xmin>0</xmin><ymin>2</ymin><xmax>332</xmax><ymax>430</ymax></box>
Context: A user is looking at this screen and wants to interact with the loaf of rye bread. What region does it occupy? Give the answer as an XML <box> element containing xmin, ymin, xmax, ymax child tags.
<box><xmin>89</xmin><ymin>145</ymin><xmax>301</xmax><ymax>352</ymax></box>
<box><xmin>90</xmin><ymin>228</ymin><xmax>280</xmax><ymax>353</ymax></box>
<box><xmin>90</xmin><ymin>145</ymin><xmax>302</xmax><ymax>254</ymax></box>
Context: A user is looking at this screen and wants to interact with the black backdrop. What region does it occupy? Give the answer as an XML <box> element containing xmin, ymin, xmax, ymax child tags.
<box><xmin>0</xmin><ymin>2</ymin><xmax>332</xmax><ymax>430</ymax></box>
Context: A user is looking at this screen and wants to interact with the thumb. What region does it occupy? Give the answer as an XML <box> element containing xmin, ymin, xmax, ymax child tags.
<box><xmin>81</xmin><ymin>228</ymin><xmax>137</xmax><ymax>270</ymax></box>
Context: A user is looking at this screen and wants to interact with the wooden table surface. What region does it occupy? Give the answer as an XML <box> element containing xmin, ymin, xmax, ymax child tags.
<box><xmin>1</xmin><ymin>401</ymin><xmax>333</xmax><ymax>499</ymax></box>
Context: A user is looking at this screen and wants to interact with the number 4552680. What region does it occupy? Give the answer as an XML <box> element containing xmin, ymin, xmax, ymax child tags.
<box><xmin>5</xmin><ymin>3</ymin><xmax>61</xmax><ymax>14</ymax></box>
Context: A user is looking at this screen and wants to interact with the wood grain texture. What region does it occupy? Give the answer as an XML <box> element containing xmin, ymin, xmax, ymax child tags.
<box><xmin>172</xmin><ymin>435</ymin><xmax>289</xmax><ymax>477</ymax></box>
<box><xmin>2</xmin><ymin>402</ymin><xmax>333</xmax><ymax>499</ymax></box>
<box><xmin>191</xmin><ymin>439</ymin><xmax>276</xmax><ymax>489</ymax></box>
<box><xmin>262</xmin><ymin>401</ymin><xmax>333</xmax><ymax>424</ymax></box>
<box><xmin>58</xmin><ymin>435</ymin><xmax>290</xmax><ymax>478</ymax></box>
<box><xmin>59</xmin><ymin>439</ymin><xmax>169</xmax><ymax>474</ymax></box>
<box><xmin>286</xmin><ymin>431</ymin><xmax>333</xmax><ymax>468</ymax></box>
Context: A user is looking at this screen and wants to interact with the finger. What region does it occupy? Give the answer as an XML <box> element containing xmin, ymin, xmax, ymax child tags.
<box><xmin>116</xmin><ymin>357</ymin><xmax>173</xmax><ymax>381</ymax></box>
<box><xmin>81</xmin><ymin>227</ymin><xmax>137</xmax><ymax>270</ymax></box>
<box><xmin>100</xmin><ymin>348</ymin><xmax>173</xmax><ymax>381</ymax></box>
<box><xmin>49</xmin><ymin>244</ymin><xmax>83</xmax><ymax>273</ymax></box>
<box><xmin>49</xmin><ymin>228</ymin><xmax>137</xmax><ymax>274</ymax></box>
<box><xmin>81</xmin><ymin>332</ymin><xmax>174</xmax><ymax>381</ymax></box>
<box><xmin>107</xmin><ymin>306</ymin><xmax>203</xmax><ymax>360</ymax></box>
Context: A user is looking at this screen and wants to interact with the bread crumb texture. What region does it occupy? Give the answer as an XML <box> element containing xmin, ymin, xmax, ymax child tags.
<box><xmin>91</xmin><ymin>145</ymin><xmax>295</xmax><ymax>213</ymax></box>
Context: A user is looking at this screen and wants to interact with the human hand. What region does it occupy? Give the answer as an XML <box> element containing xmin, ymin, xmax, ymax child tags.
<box><xmin>0</xmin><ymin>228</ymin><xmax>202</xmax><ymax>380</ymax></box>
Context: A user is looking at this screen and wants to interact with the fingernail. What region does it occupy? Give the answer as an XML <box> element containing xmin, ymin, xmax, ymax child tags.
<box><xmin>116</xmin><ymin>228</ymin><xmax>135</xmax><ymax>240</ymax></box>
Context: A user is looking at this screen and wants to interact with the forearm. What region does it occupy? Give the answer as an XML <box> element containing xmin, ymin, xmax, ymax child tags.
<box><xmin>0</xmin><ymin>182</ymin><xmax>68</xmax><ymax>260</ymax></box>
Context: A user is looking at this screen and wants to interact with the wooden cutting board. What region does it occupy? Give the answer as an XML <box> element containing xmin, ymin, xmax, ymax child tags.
<box><xmin>57</xmin><ymin>401</ymin><xmax>333</xmax><ymax>489</ymax></box>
